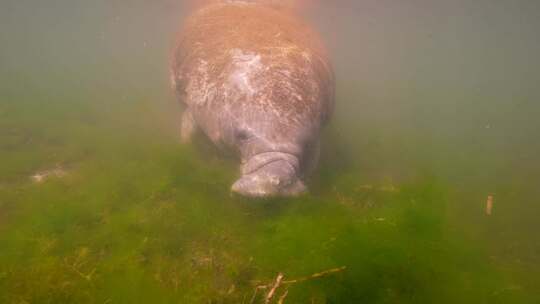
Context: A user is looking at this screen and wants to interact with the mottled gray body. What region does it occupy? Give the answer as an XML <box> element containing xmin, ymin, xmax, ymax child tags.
<box><xmin>171</xmin><ymin>1</ymin><xmax>335</xmax><ymax>197</ymax></box>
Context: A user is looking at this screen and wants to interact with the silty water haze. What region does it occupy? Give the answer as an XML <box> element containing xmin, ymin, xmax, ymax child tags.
<box><xmin>1</xmin><ymin>0</ymin><xmax>539</xmax><ymax>303</ymax></box>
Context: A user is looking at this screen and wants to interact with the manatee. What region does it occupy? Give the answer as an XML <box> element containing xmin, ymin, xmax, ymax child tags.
<box><xmin>171</xmin><ymin>1</ymin><xmax>335</xmax><ymax>197</ymax></box>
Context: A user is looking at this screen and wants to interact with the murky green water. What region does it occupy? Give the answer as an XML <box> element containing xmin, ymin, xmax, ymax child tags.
<box><xmin>1</xmin><ymin>0</ymin><xmax>539</xmax><ymax>303</ymax></box>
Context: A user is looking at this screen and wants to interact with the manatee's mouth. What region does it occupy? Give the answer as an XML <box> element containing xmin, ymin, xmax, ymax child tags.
<box><xmin>231</xmin><ymin>152</ymin><xmax>306</xmax><ymax>198</ymax></box>
<box><xmin>240</xmin><ymin>152</ymin><xmax>299</xmax><ymax>175</ymax></box>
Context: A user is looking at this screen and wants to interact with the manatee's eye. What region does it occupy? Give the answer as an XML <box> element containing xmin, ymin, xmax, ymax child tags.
<box><xmin>236</xmin><ymin>129</ymin><xmax>250</xmax><ymax>142</ymax></box>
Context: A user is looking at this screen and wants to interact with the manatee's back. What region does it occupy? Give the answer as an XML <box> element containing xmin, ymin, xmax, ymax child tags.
<box><xmin>171</xmin><ymin>2</ymin><xmax>334</xmax><ymax>141</ymax></box>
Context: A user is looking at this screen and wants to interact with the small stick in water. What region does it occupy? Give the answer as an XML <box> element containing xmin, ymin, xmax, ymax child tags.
<box><xmin>277</xmin><ymin>289</ymin><xmax>289</xmax><ymax>304</ymax></box>
<box><xmin>253</xmin><ymin>267</ymin><xmax>346</xmax><ymax>303</ymax></box>
<box><xmin>486</xmin><ymin>195</ymin><xmax>494</xmax><ymax>215</ymax></box>
<box><xmin>282</xmin><ymin>266</ymin><xmax>347</xmax><ymax>284</ymax></box>
<box><xmin>265</xmin><ymin>273</ymin><xmax>284</xmax><ymax>304</ymax></box>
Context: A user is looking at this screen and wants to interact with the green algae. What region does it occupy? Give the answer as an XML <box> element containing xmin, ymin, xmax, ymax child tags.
<box><xmin>0</xmin><ymin>96</ymin><xmax>539</xmax><ymax>303</ymax></box>
<box><xmin>1</xmin><ymin>1</ymin><xmax>540</xmax><ymax>302</ymax></box>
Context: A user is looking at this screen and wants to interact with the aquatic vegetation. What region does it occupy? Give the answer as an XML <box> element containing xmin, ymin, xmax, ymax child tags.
<box><xmin>1</xmin><ymin>1</ymin><xmax>539</xmax><ymax>302</ymax></box>
<box><xmin>0</xmin><ymin>99</ymin><xmax>537</xmax><ymax>302</ymax></box>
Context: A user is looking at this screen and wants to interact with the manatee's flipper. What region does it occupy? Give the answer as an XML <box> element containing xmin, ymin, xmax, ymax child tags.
<box><xmin>302</xmin><ymin>139</ymin><xmax>320</xmax><ymax>178</ymax></box>
<box><xmin>180</xmin><ymin>108</ymin><xmax>197</xmax><ymax>144</ymax></box>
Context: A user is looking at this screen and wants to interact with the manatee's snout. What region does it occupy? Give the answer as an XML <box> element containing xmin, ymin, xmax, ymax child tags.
<box><xmin>231</xmin><ymin>153</ymin><xmax>306</xmax><ymax>198</ymax></box>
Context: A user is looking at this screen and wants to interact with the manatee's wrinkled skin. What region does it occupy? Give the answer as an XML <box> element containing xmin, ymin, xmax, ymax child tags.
<box><xmin>171</xmin><ymin>1</ymin><xmax>335</xmax><ymax>198</ymax></box>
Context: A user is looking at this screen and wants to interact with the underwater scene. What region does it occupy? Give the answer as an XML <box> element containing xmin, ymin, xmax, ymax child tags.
<box><xmin>1</xmin><ymin>0</ymin><xmax>539</xmax><ymax>303</ymax></box>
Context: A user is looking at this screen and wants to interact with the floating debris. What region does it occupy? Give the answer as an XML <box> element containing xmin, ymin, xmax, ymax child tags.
<box><xmin>486</xmin><ymin>195</ymin><xmax>494</xmax><ymax>215</ymax></box>
<box><xmin>30</xmin><ymin>165</ymin><xmax>67</xmax><ymax>183</ymax></box>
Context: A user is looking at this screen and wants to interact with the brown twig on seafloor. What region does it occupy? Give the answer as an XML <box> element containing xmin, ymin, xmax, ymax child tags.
<box><xmin>252</xmin><ymin>266</ymin><xmax>346</xmax><ymax>303</ymax></box>
<box><xmin>67</xmin><ymin>263</ymin><xmax>96</xmax><ymax>282</ymax></box>
<box><xmin>265</xmin><ymin>273</ymin><xmax>284</xmax><ymax>304</ymax></box>
<box><xmin>277</xmin><ymin>288</ymin><xmax>289</xmax><ymax>304</ymax></box>
<box><xmin>282</xmin><ymin>266</ymin><xmax>347</xmax><ymax>284</ymax></box>
<box><xmin>249</xmin><ymin>285</ymin><xmax>268</xmax><ymax>304</ymax></box>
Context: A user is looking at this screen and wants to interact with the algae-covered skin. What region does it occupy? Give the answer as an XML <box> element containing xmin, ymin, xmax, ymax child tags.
<box><xmin>171</xmin><ymin>1</ymin><xmax>335</xmax><ymax>198</ymax></box>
